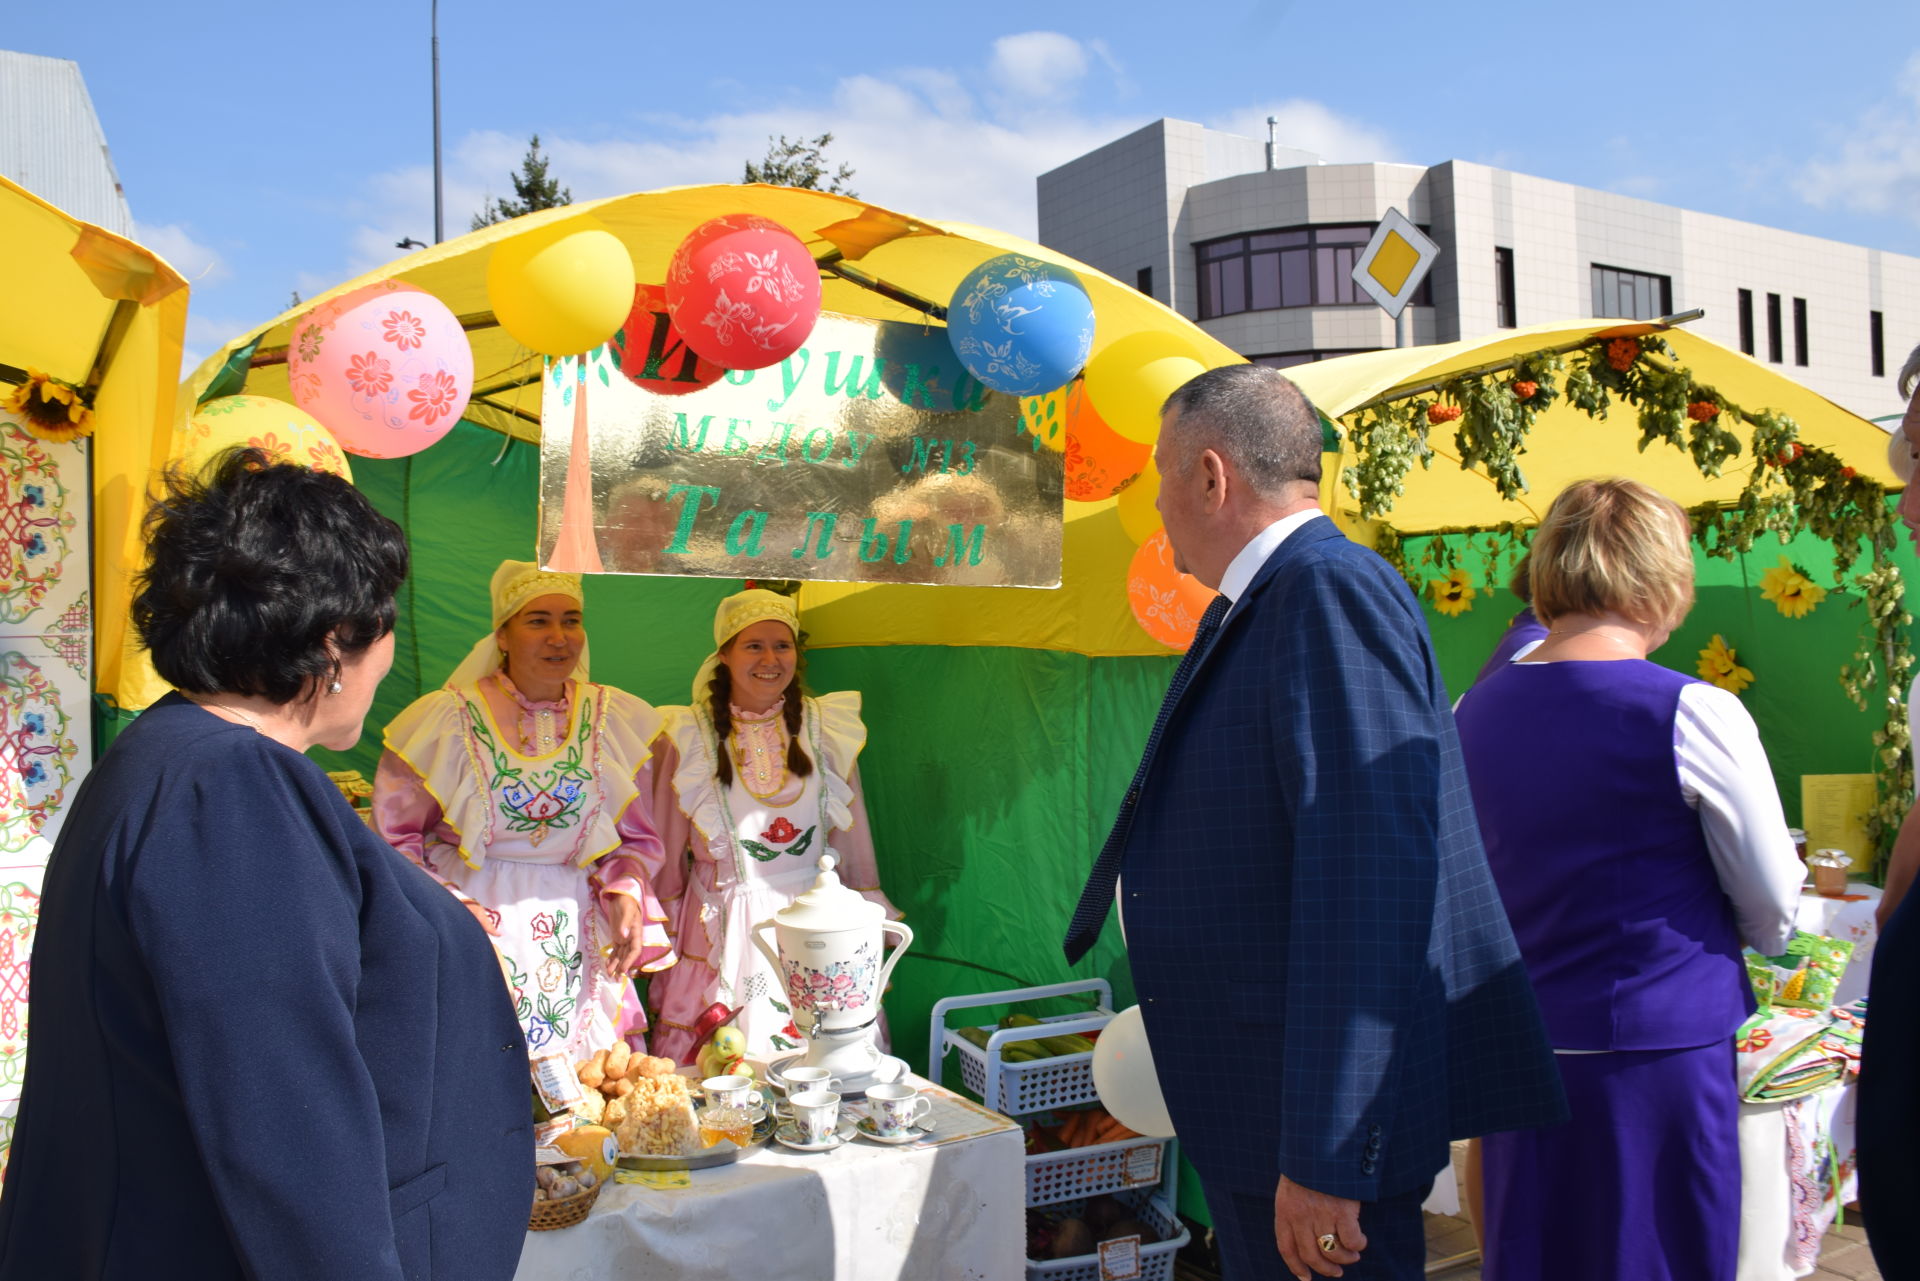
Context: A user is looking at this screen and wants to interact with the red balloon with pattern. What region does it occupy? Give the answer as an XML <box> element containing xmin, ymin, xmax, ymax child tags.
<box><xmin>611</xmin><ymin>283</ymin><xmax>725</xmax><ymax>395</ymax></box>
<box><xmin>665</xmin><ymin>215</ymin><xmax>821</xmax><ymax>370</ymax></box>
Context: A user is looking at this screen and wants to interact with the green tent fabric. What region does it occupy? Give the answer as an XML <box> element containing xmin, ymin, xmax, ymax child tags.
<box><xmin>262</xmin><ymin>417</ymin><xmax>1915</xmax><ymax>1232</ymax></box>
<box><xmin>301</xmin><ymin>415</ymin><xmax>1918</xmax><ymax>1066</ymax></box>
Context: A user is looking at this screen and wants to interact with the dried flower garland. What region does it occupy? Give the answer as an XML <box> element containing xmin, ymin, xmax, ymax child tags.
<box><xmin>1337</xmin><ymin>330</ymin><xmax>1910</xmax><ymax>871</ymax></box>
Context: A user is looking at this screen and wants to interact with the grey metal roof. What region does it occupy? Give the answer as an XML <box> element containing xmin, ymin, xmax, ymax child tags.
<box><xmin>0</xmin><ymin>50</ymin><xmax>132</xmax><ymax>234</ymax></box>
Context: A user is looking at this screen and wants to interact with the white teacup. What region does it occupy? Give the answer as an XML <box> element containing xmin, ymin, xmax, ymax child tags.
<box><xmin>865</xmin><ymin>1083</ymin><xmax>933</xmax><ymax>1137</ymax></box>
<box><xmin>780</xmin><ymin>1066</ymin><xmax>844</xmax><ymax>1097</ymax></box>
<box><xmin>789</xmin><ymin>1088</ymin><xmax>842</xmax><ymax>1144</ymax></box>
<box><xmin>703</xmin><ymin>1074</ymin><xmax>758</xmax><ymax>1111</ymax></box>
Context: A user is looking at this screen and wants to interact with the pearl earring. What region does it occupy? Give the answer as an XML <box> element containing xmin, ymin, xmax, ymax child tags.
<box><xmin>328</xmin><ymin>679</ymin><xmax>343</xmax><ymax>695</ymax></box>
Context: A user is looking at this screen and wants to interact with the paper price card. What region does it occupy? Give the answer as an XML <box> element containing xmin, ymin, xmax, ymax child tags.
<box><xmin>1123</xmin><ymin>1143</ymin><xmax>1163</xmax><ymax>1187</ymax></box>
<box><xmin>1098</xmin><ymin>1235</ymin><xmax>1142</xmax><ymax>1280</ymax></box>
<box><xmin>616</xmin><ymin>1168</ymin><xmax>692</xmax><ymax>1189</ymax></box>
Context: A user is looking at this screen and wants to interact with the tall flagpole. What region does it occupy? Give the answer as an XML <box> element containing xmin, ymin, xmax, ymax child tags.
<box><xmin>432</xmin><ymin>0</ymin><xmax>444</xmax><ymax>243</ymax></box>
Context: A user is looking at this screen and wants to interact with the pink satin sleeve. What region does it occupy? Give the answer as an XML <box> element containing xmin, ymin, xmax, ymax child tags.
<box><xmin>370</xmin><ymin>750</ymin><xmax>467</xmax><ymax>899</ymax></box>
<box><xmin>643</xmin><ymin>735</ymin><xmax>694</xmax><ymax>906</ymax></box>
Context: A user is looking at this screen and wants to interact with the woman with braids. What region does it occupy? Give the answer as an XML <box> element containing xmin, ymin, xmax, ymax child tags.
<box><xmin>645</xmin><ymin>588</ymin><xmax>899</xmax><ymax>1064</ymax></box>
<box><xmin>372</xmin><ymin>560</ymin><xmax>677</xmax><ymax>1062</ymax></box>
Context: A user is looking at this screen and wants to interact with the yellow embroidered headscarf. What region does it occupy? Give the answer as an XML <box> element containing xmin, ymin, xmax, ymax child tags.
<box><xmin>691</xmin><ymin>588</ymin><xmax>801</xmax><ymax>704</ymax></box>
<box><xmin>446</xmin><ymin>560</ymin><xmax>589</xmax><ymax>688</ymax></box>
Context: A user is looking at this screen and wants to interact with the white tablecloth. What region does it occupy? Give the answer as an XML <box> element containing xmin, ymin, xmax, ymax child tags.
<box><xmin>1736</xmin><ymin>885</ymin><xmax>1879</xmax><ymax>1281</ymax></box>
<box><xmin>514</xmin><ymin>1076</ymin><xmax>1024</xmax><ymax>1281</ymax></box>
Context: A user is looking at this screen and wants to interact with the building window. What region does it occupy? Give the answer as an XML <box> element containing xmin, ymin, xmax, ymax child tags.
<box><xmin>1738</xmin><ymin>290</ymin><xmax>1754</xmax><ymax>356</ymax></box>
<box><xmin>1136</xmin><ymin>266</ymin><xmax>1153</xmax><ymax>298</ymax></box>
<box><xmin>1873</xmin><ymin>310</ymin><xmax>1886</xmax><ymax>377</ymax></box>
<box><xmin>1792</xmin><ymin>298</ymin><xmax>1809</xmax><ymax>367</ymax></box>
<box><xmin>1494</xmin><ymin>248</ymin><xmax>1516</xmax><ymax>329</ymax></box>
<box><xmin>1195</xmin><ymin>224</ymin><xmax>1432</xmax><ymax>320</ymax></box>
<box><xmin>1590</xmin><ymin>264</ymin><xmax>1671</xmax><ymax>321</ymax></box>
<box><xmin>1249</xmin><ymin>349</ymin><xmax>1378</xmax><ymax>368</ymax></box>
<box><xmin>1767</xmin><ymin>293</ymin><xmax>1783</xmax><ymax>363</ymax></box>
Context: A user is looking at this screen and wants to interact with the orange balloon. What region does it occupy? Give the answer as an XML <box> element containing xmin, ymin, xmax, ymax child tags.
<box><xmin>1127</xmin><ymin>529</ymin><xmax>1217</xmax><ymax>650</ymax></box>
<box><xmin>1063</xmin><ymin>381</ymin><xmax>1149</xmax><ymax>501</ymax></box>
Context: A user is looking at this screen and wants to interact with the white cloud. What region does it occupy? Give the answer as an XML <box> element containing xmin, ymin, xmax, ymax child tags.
<box><xmin>987</xmin><ymin>32</ymin><xmax>1089</xmax><ymax>107</ymax></box>
<box><xmin>325</xmin><ymin>34</ymin><xmax>1394</xmax><ymax>290</ymax></box>
<box><xmin>133</xmin><ymin>220</ymin><xmax>228</xmax><ymax>285</ymax></box>
<box><xmin>1794</xmin><ymin>52</ymin><xmax>1920</xmax><ymax>221</ymax></box>
<box><xmin>1207</xmin><ymin>100</ymin><xmax>1396</xmax><ymax>163</ymax></box>
<box><xmin>181</xmin><ymin>311</ymin><xmax>252</xmax><ymax>378</ymax></box>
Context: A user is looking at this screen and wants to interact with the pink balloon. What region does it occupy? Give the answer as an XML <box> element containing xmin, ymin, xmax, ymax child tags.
<box><xmin>287</xmin><ymin>281</ymin><xmax>473</xmax><ymax>458</ymax></box>
<box><xmin>665</xmin><ymin>215</ymin><xmax>822</xmax><ymax>370</ymax></box>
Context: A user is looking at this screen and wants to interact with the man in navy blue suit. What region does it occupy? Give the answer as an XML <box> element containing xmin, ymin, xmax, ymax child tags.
<box><xmin>1064</xmin><ymin>365</ymin><xmax>1563</xmax><ymax>1279</ymax></box>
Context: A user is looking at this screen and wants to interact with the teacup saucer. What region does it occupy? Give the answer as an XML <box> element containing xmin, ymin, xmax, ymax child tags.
<box><xmin>854</xmin><ymin>1116</ymin><xmax>929</xmax><ymax>1145</ymax></box>
<box><xmin>774</xmin><ymin>1120</ymin><xmax>854</xmax><ymax>1152</ymax></box>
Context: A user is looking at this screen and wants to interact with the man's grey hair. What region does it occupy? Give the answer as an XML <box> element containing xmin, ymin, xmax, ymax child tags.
<box><xmin>1900</xmin><ymin>341</ymin><xmax>1920</xmax><ymax>401</ymax></box>
<box><xmin>1159</xmin><ymin>364</ymin><xmax>1323</xmax><ymax>498</ymax></box>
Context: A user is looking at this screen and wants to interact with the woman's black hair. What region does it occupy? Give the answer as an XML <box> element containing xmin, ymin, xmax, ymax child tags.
<box><xmin>132</xmin><ymin>447</ymin><xmax>409</xmax><ymax>705</ymax></box>
<box><xmin>708</xmin><ymin>640</ymin><xmax>811</xmax><ymax>788</ymax></box>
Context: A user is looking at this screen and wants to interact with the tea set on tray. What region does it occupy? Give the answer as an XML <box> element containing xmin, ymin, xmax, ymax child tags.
<box><xmin>659</xmin><ymin>855</ymin><xmax>938</xmax><ymax>1161</ymax></box>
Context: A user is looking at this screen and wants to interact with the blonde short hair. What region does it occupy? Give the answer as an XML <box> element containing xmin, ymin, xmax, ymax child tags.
<box><xmin>1529</xmin><ymin>478</ymin><xmax>1695</xmax><ymax>630</ymax></box>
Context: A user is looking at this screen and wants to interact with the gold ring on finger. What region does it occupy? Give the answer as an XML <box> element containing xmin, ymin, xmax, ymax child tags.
<box><xmin>1318</xmin><ymin>1233</ymin><xmax>1339</xmax><ymax>1254</ymax></box>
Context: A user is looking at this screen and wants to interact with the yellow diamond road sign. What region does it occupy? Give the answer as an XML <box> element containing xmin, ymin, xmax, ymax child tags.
<box><xmin>1351</xmin><ymin>208</ymin><xmax>1439</xmax><ymax>319</ymax></box>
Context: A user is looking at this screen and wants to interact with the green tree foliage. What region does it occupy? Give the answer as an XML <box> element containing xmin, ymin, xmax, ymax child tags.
<box><xmin>743</xmin><ymin>133</ymin><xmax>857</xmax><ymax>196</ymax></box>
<box><xmin>472</xmin><ymin>134</ymin><xmax>573</xmax><ymax>230</ymax></box>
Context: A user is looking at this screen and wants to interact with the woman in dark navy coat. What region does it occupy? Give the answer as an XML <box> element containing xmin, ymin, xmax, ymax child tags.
<box><xmin>0</xmin><ymin>450</ymin><xmax>533</xmax><ymax>1280</ymax></box>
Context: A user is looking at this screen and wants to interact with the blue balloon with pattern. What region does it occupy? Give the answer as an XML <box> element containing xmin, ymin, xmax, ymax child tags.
<box><xmin>945</xmin><ymin>254</ymin><xmax>1096</xmax><ymax>396</ymax></box>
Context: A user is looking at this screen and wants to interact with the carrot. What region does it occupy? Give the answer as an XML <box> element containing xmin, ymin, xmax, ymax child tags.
<box><xmin>1060</xmin><ymin>1109</ymin><xmax>1094</xmax><ymax>1146</ymax></box>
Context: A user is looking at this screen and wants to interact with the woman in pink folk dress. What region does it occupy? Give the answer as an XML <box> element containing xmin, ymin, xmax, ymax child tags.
<box><xmin>372</xmin><ymin>560</ymin><xmax>677</xmax><ymax>1061</ymax></box>
<box><xmin>646</xmin><ymin>588</ymin><xmax>899</xmax><ymax>1065</ymax></box>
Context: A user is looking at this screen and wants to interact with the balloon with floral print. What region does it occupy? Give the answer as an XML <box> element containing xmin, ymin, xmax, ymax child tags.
<box><xmin>287</xmin><ymin>281</ymin><xmax>472</xmax><ymax>458</ymax></box>
<box><xmin>179</xmin><ymin>395</ymin><xmax>352</xmax><ymax>482</ymax></box>
<box><xmin>666</xmin><ymin>215</ymin><xmax>821</xmax><ymax>370</ymax></box>
<box><xmin>1126</xmin><ymin>528</ymin><xmax>1215</xmax><ymax>650</ymax></box>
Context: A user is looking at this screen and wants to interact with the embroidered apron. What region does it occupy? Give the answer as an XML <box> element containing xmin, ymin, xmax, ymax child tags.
<box><xmin>431</xmin><ymin>684</ymin><xmax>630</xmax><ymax>1060</ymax></box>
<box><xmin>682</xmin><ymin>706</ymin><xmax>833</xmax><ymax>1059</ymax></box>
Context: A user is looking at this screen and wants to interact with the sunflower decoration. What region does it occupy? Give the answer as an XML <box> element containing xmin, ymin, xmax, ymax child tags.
<box><xmin>2</xmin><ymin>370</ymin><xmax>95</xmax><ymax>443</ymax></box>
<box><xmin>1698</xmin><ymin>633</ymin><xmax>1755</xmax><ymax>695</ymax></box>
<box><xmin>1758</xmin><ymin>557</ymin><xmax>1826</xmax><ymax>619</ymax></box>
<box><xmin>1428</xmin><ymin>568</ymin><xmax>1477</xmax><ymax>617</ymax></box>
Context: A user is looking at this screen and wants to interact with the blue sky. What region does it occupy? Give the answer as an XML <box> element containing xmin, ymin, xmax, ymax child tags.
<box><xmin>12</xmin><ymin>0</ymin><xmax>1920</xmax><ymax>369</ymax></box>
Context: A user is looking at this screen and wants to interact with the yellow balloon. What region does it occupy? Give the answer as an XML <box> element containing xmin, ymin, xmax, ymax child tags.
<box><xmin>178</xmin><ymin>395</ymin><xmax>352</xmax><ymax>481</ymax></box>
<box><xmin>1085</xmin><ymin>331</ymin><xmax>1208</xmax><ymax>445</ymax></box>
<box><xmin>1016</xmin><ymin>387</ymin><xmax>1071</xmax><ymax>454</ymax></box>
<box><xmin>486</xmin><ymin>221</ymin><xmax>636</xmax><ymax>356</ymax></box>
<box><xmin>1116</xmin><ymin>457</ymin><xmax>1162</xmax><ymax>544</ymax></box>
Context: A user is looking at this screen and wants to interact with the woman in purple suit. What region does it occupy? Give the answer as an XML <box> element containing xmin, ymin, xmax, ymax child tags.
<box><xmin>1453</xmin><ymin>478</ymin><xmax>1801</xmax><ymax>1281</ymax></box>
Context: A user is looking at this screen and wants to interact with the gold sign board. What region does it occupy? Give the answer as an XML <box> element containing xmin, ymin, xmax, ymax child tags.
<box><xmin>537</xmin><ymin>311</ymin><xmax>1064</xmax><ymax>587</ymax></box>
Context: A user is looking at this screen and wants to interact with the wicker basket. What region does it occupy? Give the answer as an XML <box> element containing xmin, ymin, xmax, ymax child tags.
<box><xmin>528</xmin><ymin>1179</ymin><xmax>604</xmax><ymax>1231</ymax></box>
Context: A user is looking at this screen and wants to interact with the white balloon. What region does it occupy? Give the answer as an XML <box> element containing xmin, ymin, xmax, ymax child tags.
<box><xmin>1091</xmin><ymin>1005</ymin><xmax>1175</xmax><ymax>1138</ymax></box>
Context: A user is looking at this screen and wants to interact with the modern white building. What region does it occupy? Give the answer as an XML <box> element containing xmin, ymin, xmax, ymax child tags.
<box><xmin>1038</xmin><ymin>118</ymin><xmax>1920</xmax><ymax>422</ymax></box>
<box><xmin>0</xmin><ymin>50</ymin><xmax>133</xmax><ymax>234</ymax></box>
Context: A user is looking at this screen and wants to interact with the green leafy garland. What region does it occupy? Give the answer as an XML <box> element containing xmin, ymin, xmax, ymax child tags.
<box><xmin>1349</xmin><ymin>333</ymin><xmax>1912</xmax><ymax>874</ymax></box>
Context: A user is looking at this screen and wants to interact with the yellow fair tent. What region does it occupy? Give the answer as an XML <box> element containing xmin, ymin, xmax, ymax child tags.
<box><xmin>1285</xmin><ymin>317</ymin><xmax>1903</xmax><ymax>533</ymax></box>
<box><xmin>160</xmin><ymin>198</ymin><xmax>1901</xmax><ymax>677</ymax></box>
<box><xmin>132</xmin><ymin>185</ymin><xmax>1239</xmax><ymax>699</ymax></box>
<box><xmin>0</xmin><ymin>173</ymin><xmax>188</xmax><ymax>698</ymax></box>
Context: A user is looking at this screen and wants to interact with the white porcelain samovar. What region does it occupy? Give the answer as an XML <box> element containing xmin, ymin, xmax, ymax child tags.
<box><xmin>752</xmin><ymin>854</ymin><xmax>913</xmax><ymax>1094</ymax></box>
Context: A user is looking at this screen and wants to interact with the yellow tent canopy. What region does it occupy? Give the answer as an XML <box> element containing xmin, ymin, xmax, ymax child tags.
<box><xmin>158</xmin><ymin>198</ymin><xmax>1903</xmax><ymax>679</ymax></box>
<box><xmin>1285</xmin><ymin>317</ymin><xmax>1903</xmax><ymax>534</ymax></box>
<box><xmin>0</xmin><ymin>173</ymin><xmax>187</xmax><ymax>699</ymax></box>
